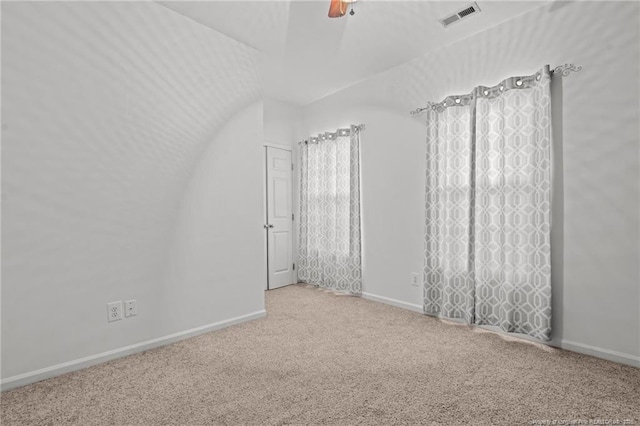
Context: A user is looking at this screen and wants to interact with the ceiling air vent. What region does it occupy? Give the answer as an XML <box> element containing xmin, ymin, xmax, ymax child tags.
<box><xmin>439</xmin><ymin>2</ymin><xmax>481</xmax><ymax>28</ymax></box>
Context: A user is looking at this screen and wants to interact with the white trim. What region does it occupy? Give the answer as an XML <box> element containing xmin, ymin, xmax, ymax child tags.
<box><xmin>292</xmin><ymin>142</ymin><xmax>299</xmax><ymax>285</ymax></box>
<box><xmin>263</xmin><ymin>141</ymin><xmax>292</xmax><ymax>151</ymax></box>
<box><xmin>357</xmin><ymin>132</ymin><xmax>366</xmax><ymax>300</ymax></box>
<box><xmin>1</xmin><ymin>310</ymin><xmax>267</xmax><ymax>391</ymax></box>
<box><xmin>361</xmin><ymin>292</ymin><xmax>423</xmax><ymax>313</ymax></box>
<box><xmin>438</xmin><ymin>321</ymin><xmax>639</xmax><ymax>367</ymax></box>
<box><xmin>556</xmin><ymin>339</ymin><xmax>640</xmax><ymax>368</ymax></box>
<box><xmin>362</xmin><ymin>290</ymin><xmax>640</xmax><ymax>368</ymax></box>
<box><xmin>263</xmin><ymin>146</ymin><xmax>269</xmax><ymax>291</ymax></box>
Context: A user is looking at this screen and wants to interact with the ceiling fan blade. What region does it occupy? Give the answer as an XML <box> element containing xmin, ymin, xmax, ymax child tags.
<box><xmin>328</xmin><ymin>0</ymin><xmax>346</xmax><ymax>18</ymax></box>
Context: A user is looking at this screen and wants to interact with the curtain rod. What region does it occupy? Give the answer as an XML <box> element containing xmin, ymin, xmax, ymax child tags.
<box><xmin>409</xmin><ymin>63</ymin><xmax>582</xmax><ymax>117</ymax></box>
<box><xmin>298</xmin><ymin>124</ymin><xmax>366</xmax><ymax>145</ymax></box>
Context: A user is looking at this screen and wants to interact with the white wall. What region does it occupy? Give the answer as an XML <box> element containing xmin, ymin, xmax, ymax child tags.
<box><xmin>264</xmin><ymin>97</ymin><xmax>302</xmax><ymax>147</ymax></box>
<box><xmin>301</xmin><ymin>1</ymin><xmax>640</xmax><ymax>365</ymax></box>
<box><xmin>1</xmin><ymin>2</ymin><xmax>264</xmax><ymax>385</ymax></box>
<box><xmin>165</xmin><ymin>101</ymin><xmax>265</xmax><ymax>332</ymax></box>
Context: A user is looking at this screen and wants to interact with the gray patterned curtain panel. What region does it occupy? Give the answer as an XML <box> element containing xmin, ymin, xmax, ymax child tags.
<box><xmin>423</xmin><ymin>66</ymin><xmax>552</xmax><ymax>341</ymax></box>
<box><xmin>298</xmin><ymin>125</ymin><xmax>363</xmax><ymax>295</ymax></box>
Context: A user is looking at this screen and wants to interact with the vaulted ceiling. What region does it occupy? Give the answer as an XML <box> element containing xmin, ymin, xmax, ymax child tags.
<box><xmin>159</xmin><ymin>1</ymin><xmax>549</xmax><ymax>106</ymax></box>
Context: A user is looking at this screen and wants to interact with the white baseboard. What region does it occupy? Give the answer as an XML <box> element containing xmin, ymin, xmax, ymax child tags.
<box><xmin>361</xmin><ymin>291</ymin><xmax>639</xmax><ymax>368</ymax></box>
<box><xmin>1</xmin><ymin>310</ymin><xmax>267</xmax><ymax>392</ymax></box>
<box><xmin>361</xmin><ymin>292</ymin><xmax>423</xmax><ymax>313</ymax></box>
<box><xmin>556</xmin><ymin>339</ymin><xmax>640</xmax><ymax>368</ymax></box>
<box><xmin>469</xmin><ymin>326</ymin><xmax>639</xmax><ymax>368</ymax></box>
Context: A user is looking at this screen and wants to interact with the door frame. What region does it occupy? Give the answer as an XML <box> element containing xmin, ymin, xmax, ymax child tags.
<box><xmin>263</xmin><ymin>143</ymin><xmax>295</xmax><ymax>290</ymax></box>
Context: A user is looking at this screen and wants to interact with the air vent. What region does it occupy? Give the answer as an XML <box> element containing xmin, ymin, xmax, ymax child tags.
<box><xmin>458</xmin><ymin>6</ymin><xmax>476</xmax><ymax>18</ymax></box>
<box><xmin>439</xmin><ymin>2</ymin><xmax>481</xmax><ymax>28</ymax></box>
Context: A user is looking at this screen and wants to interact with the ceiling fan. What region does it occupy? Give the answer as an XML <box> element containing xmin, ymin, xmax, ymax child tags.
<box><xmin>328</xmin><ymin>0</ymin><xmax>359</xmax><ymax>18</ymax></box>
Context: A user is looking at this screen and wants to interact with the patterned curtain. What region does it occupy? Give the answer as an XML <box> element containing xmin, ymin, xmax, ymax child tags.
<box><xmin>424</xmin><ymin>66</ymin><xmax>552</xmax><ymax>341</ymax></box>
<box><xmin>298</xmin><ymin>125</ymin><xmax>363</xmax><ymax>295</ymax></box>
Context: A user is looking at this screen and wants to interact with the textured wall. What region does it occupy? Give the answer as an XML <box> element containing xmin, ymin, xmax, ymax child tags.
<box><xmin>1</xmin><ymin>2</ymin><xmax>262</xmax><ymax>379</ymax></box>
<box><xmin>301</xmin><ymin>1</ymin><xmax>640</xmax><ymax>363</ymax></box>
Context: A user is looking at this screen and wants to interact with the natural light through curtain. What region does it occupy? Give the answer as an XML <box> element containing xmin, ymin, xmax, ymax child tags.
<box><xmin>298</xmin><ymin>125</ymin><xmax>363</xmax><ymax>295</ymax></box>
<box><xmin>423</xmin><ymin>66</ymin><xmax>552</xmax><ymax>341</ymax></box>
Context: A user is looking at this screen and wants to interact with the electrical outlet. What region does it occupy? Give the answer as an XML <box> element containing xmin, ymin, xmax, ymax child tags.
<box><xmin>107</xmin><ymin>301</ymin><xmax>123</xmax><ymax>322</ymax></box>
<box><xmin>124</xmin><ymin>300</ymin><xmax>137</xmax><ymax>317</ymax></box>
<box><xmin>411</xmin><ymin>272</ymin><xmax>421</xmax><ymax>287</ymax></box>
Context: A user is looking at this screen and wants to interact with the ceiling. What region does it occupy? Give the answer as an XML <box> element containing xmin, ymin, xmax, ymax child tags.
<box><xmin>158</xmin><ymin>1</ymin><xmax>548</xmax><ymax>106</ymax></box>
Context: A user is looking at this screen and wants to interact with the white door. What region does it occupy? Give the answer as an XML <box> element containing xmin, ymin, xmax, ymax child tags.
<box><xmin>265</xmin><ymin>147</ymin><xmax>293</xmax><ymax>290</ymax></box>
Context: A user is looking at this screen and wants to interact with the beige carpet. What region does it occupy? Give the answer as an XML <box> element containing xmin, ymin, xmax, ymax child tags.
<box><xmin>2</xmin><ymin>284</ymin><xmax>639</xmax><ymax>425</ymax></box>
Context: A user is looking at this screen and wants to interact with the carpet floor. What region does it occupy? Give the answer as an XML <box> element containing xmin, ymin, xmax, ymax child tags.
<box><xmin>1</xmin><ymin>284</ymin><xmax>639</xmax><ymax>425</ymax></box>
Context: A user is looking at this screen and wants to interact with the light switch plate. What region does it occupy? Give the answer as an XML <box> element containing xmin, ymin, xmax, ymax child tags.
<box><xmin>124</xmin><ymin>300</ymin><xmax>137</xmax><ymax>317</ymax></box>
<box><xmin>411</xmin><ymin>272</ymin><xmax>421</xmax><ymax>287</ymax></box>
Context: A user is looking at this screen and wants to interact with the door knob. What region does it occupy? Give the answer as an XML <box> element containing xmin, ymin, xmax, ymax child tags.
<box><xmin>268</xmin><ymin>224</ymin><xmax>274</xmax><ymax>228</ymax></box>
